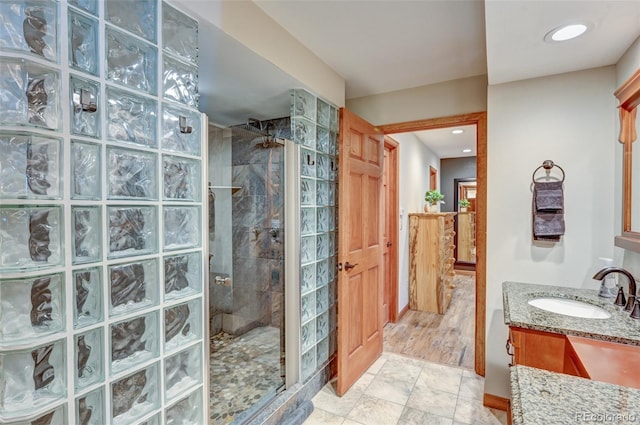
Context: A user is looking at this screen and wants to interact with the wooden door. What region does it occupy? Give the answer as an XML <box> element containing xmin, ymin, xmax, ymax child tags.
<box><xmin>382</xmin><ymin>137</ymin><xmax>399</xmax><ymax>324</ymax></box>
<box><xmin>337</xmin><ymin>108</ymin><xmax>384</xmax><ymax>396</ymax></box>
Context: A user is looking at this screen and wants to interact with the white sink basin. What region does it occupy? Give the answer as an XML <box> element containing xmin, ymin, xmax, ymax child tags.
<box><xmin>527</xmin><ymin>297</ymin><xmax>611</xmax><ymax>319</ymax></box>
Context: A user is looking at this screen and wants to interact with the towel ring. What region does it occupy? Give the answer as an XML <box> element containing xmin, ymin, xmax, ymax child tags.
<box><xmin>532</xmin><ymin>160</ymin><xmax>565</xmax><ymax>183</ymax></box>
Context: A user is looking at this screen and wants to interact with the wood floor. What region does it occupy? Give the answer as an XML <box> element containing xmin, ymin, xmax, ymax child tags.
<box><xmin>383</xmin><ymin>272</ymin><xmax>475</xmax><ymax>369</ymax></box>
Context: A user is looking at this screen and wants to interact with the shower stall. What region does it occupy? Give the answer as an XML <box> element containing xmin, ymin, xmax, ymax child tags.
<box><xmin>207</xmin><ymin>118</ymin><xmax>291</xmax><ymax>424</ymax></box>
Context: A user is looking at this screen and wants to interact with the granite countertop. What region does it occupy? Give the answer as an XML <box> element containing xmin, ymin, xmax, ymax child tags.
<box><xmin>510</xmin><ymin>365</ymin><xmax>640</xmax><ymax>425</ymax></box>
<box><xmin>503</xmin><ymin>281</ymin><xmax>640</xmax><ymax>346</ymax></box>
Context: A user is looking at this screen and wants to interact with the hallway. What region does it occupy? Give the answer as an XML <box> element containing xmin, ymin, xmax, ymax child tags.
<box><xmin>304</xmin><ymin>352</ymin><xmax>507</xmax><ymax>425</ymax></box>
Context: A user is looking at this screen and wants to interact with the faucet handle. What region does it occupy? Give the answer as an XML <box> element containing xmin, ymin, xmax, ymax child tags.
<box><xmin>625</xmin><ymin>294</ymin><xmax>636</xmax><ymax>312</ymax></box>
<box><xmin>614</xmin><ymin>286</ymin><xmax>627</xmax><ymax>307</ymax></box>
<box><xmin>631</xmin><ymin>300</ymin><xmax>640</xmax><ymax>319</ymax></box>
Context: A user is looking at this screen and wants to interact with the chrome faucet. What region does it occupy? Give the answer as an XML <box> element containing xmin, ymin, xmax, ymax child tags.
<box><xmin>593</xmin><ymin>267</ymin><xmax>640</xmax><ymax>318</ymax></box>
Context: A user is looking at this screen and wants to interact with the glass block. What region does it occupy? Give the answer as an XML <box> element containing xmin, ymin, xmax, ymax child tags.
<box><xmin>106</xmin><ymin>0</ymin><xmax>156</xmax><ymax>43</ymax></box>
<box><xmin>316</xmin><ymin>259</ymin><xmax>328</xmax><ymax>289</ymax></box>
<box><xmin>163</xmin><ymin>55</ymin><xmax>198</xmax><ymax>108</ymax></box>
<box><xmin>316</xmin><ymin>312</ymin><xmax>329</xmax><ymax>341</ymax></box>
<box><xmin>69</xmin><ymin>0</ymin><xmax>98</xmax><ymax>16</ymax></box>
<box><xmin>163</xmin><ymin>206</ymin><xmax>201</xmax><ymax>250</ymax></box>
<box><xmin>0</xmin><ymin>205</ymin><xmax>63</xmax><ymax>271</ymax></box>
<box><xmin>71</xmin><ymin>140</ymin><xmax>101</xmax><ymax>200</ymax></box>
<box><xmin>109</xmin><ymin>258</ymin><xmax>159</xmax><ymax>316</ymax></box>
<box><xmin>162</xmin><ymin>104</ymin><xmax>201</xmax><ymax>155</ymax></box>
<box><xmin>325</xmin><ymin>259</ymin><xmax>335</xmax><ymax>287</ymax></box>
<box><xmin>0</xmin><ymin>273</ymin><xmax>64</xmax><ymax>345</ymax></box>
<box><xmin>107</xmin><ymin>146</ymin><xmax>157</xmax><ymax>200</ymax></box>
<box><xmin>163</xmin><ymin>155</ymin><xmax>201</xmax><ymax>201</ymax></box>
<box><xmin>74</xmin><ymin>328</ymin><xmax>104</xmax><ymax>391</ymax></box>
<box><xmin>316</xmin><ymin>285</ymin><xmax>328</xmax><ymax>314</ymax></box>
<box><xmin>0</xmin><ymin>339</ymin><xmax>66</xmax><ymax>417</ymax></box>
<box><xmin>106</xmin><ymin>85</ymin><xmax>157</xmax><ymax>147</ymax></box>
<box><xmin>292</xmin><ymin>89</ymin><xmax>316</xmax><ymax>120</ymax></box>
<box><xmin>73</xmin><ymin>267</ymin><xmax>103</xmax><ymax>329</ymax></box>
<box><xmin>107</xmin><ymin>206</ymin><xmax>157</xmax><ymax>259</ymax></box>
<box><xmin>110</xmin><ymin>311</ymin><xmax>159</xmax><ymax>375</ymax></box>
<box><xmin>0</xmin><ymin>58</ymin><xmax>60</xmax><ymax>130</ymax></box>
<box><xmin>70</xmin><ymin>75</ymin><xmax>100</xmax><ymax>137</ymax></box>
<box><xmin>328</xmin><ymin>279</ymin><xmax>335</xmax><ymax>306</ymax></box>
<box><xmin>328</xmin><ymin>182</ymin><xmax>336</xmax><ymax>207</ymax></box>
<box><xmin>165</xmin><ymin>389</ymin><xmax>202</xmax><ymax>425</ymax></box>
<box><xmin>316</xmin><ymin>154</ymin><xmax>329</xmax><ymax>180</ymax></box>
<box><xmin>300</xmin><ymin>148</ymin><xmax>315</xmax><ymax>177</ymax></box>
<box><xmin>301</xmin><ymin>235</ymin><xmax>315</xmax><ymax>264</ymax></box>
<box><xmin>111</xmin><ymin>363</ymin><xmax>160</xmax><ymax>425</ymax></box>
<box><xmin>76</xmin><ymin>386</ymin><xmax>104</xmax><ymax>425</ymax></box>
<box><xmin>300</xmin><ymin>178</ymin><xmax>315</xmax><ymax>206</ymax></box>
<box><xmin>317</xmin><ymin>180</ymin><xmax>328</xmax><ymax>206</ymax></box>
<box><xmin>292</xmin><ymin>117</ymin><xmax>316</xmax><ymax>148</ymax></box>
<box><xmin>317</xmin><ymin>233</ymin><xmax>328</xmax><ymax>260</ymax></box>
<box><xmin>164</xmin><ymin>252</ymin><xmax>202</xmax><ymax>300</ymax></box>
<box><xmin>317</xmin><ymin>127</ymin><xmax>329</xmax><ymax>154</ymax></box>
<box><xmin>300</xmin><ymin>208</ymin><xmax>315</xmax><ymax>236</ymax></box>
<box><xmin>133</xmin><ymin>413</ymin><xmax>161</xmax><ymax>425</ymax></box>
<box><xmin>164</xmin><ymin>299</ymin><xmax>201</xmax><ymax>352</ymax></box>
<box><xmin>106</xmin><ymin>27</ymin><xmax>157</xmax><ymax>94</ymax></box>
<box><xmin>68</xmin><ymin>9</ymin><xmax>98</xmax><ymax>75</ymax></box>
<box><xmin>0</xmin><ymin>131</ymin><xmax>62</xmax><ymax>199</ymax></box>
<box><xmin>329</xmin><ymin>155</ymin><xmax>337</xmax><ymax>180</ymax></box>
<box><xmin>163</xmin><ymin>2</ymin><xmax>198</xmax><ymax>64</ymax></box>
<box><xmin>301</xmin><ymin>263</ymin><xmax>315</xmax><ymax>295</ymax></box>
<box><xmin>330</xmin><ymin>106</ymin><xmax>339</xmax><ymax>132</ymax></box>
<box><xmin>316</xmin><ymin>207</ymin><xmax>328</xmax><ymax>233</ymax></box>
<box><xmin>301</xmin><ymin>347</ymin><xmax>316</xmax><ymax>381</ymax></box>
<box><xmin>329</xmin><ymin>132</ymin><xmax>338</xmax><ymax>157</ymax></box>
<box><xmin>2</xmin><ymin>405</ymin><xmax>67</xmax><ymax>425</ymax></box>
<box><xmin>301</xmin><ymin>292</ymin><xmax>315</xmax><ymax>323</ymax></box>
<box><xmin>329</xmin><ymin>232</ymin><xmax>336</xmax><ymax>256</ymax></box>
<box><xmin>317</xmin><ymin>337</ymin><xmax>329</xmax><ymax>366</ymax></box>
<box><xmin>329</xmin><ymin>328</ymin><xmax>337</xmax><ymax>358</ymax></box>
<box><xmin>317</xmin><ymin>99</ymin><xmax>330</xmax><ymax>128</ymax></box>
<box><xmin>72</xmin><ymin>206</ymin><xmax>102</xmax><ymax>264</ymax></box>
<box><xmin>301</xmin><ymin>320</ymin><xmax>316</xmax><ymax>352</ymax></box>
<box><xmin>329</xmin><ymin>304</ymin><xmax>337</xmax><ymax>331</ymax></box>
<box><xmin>328</xmin><ymin>207</ymin><xmax>335</xmax><ymax>231</ymax></box>
<box><xmin>165</xmin><ymin>343</ymin><xmax>202</xmax><ymax>402</ymax></box>
<box><xmin>0</xmin><ymin>1</ymin><xmax>58</xmax><ymax>61</ymax></box>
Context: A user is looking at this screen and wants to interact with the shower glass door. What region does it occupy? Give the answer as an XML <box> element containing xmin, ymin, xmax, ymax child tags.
<box><xmin>207</xmin><ymin>121</ymin><xmax>287</xmax><ymax>424</ymax></box>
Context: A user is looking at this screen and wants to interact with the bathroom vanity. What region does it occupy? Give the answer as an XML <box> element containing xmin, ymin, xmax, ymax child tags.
<box><xmin>503</xmin><ymin>281</ymin><xmax>640</xmax><ymax>424</ymax></box>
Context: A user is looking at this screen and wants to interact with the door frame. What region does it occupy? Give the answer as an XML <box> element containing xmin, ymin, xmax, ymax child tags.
<box><xmin>379</xmin><ymin>111</ymin><xmax>487</xmax><ymax>376</ymax></box>
<box><xmin>384</xmin><ymin>136</ymin><xmax>400</xmax><ymax>323</ymax></box>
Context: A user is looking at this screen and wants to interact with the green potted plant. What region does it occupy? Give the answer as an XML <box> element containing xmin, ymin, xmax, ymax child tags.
<box><xmin>459</xmin><ymin>199</ymin><xmax>471</xmax><ymax>212</ymax></box>
<box><xmin>424</xmin><ymin>190</ymin><xmax>444</xmax><ymax>212</ymax></box>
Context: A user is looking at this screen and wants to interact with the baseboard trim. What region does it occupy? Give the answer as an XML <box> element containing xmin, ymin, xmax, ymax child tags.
<box><xmin>483</xmin><ymin>393</ymin><xmax>510</xmax><ymax>411</ymax></box>
<box><xmin>397</xmin><ymin>304</ymin><xmax>409</xmax><ymax>320</ymax></box>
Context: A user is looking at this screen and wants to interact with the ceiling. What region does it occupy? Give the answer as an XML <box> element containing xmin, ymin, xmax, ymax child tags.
<box><xmin>178</xmin><ymin>0</ymin><xmax>640</xmax><ymax>153</ymax></box>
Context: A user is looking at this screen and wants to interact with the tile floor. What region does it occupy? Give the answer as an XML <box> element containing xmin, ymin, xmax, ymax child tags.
<box><xmin>304</xmin><ymin>352</ymin><xmax>508</xmax><ymax>425</ymax></box>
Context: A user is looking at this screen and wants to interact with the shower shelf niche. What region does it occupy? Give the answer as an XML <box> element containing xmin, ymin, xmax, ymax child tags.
<box><xmin>208</xmin><ymin>185</ymin><xmax>242</xmax><ymax>194</ymax></box>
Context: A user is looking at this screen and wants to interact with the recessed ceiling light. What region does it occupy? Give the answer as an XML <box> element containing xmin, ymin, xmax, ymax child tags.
<box><xmin>545</xmin><ymin>23</ymin><xmax>589</xmax><ymax>42</ymax></box>
<box><xmin>451</xmin><ymin>129</ymin><xmax>464</xmax><ymax>134</ymax></box>
<box><xmin>462</xmin><ymin>149</ymin><xmax>472</xmax><ymax>153</ymax></box>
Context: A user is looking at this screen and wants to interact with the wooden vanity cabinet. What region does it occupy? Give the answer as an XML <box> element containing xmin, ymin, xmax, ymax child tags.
<box><xmin>408</xmin><ymin>213</ymin><xmax>456</xmax><ymax>314</ymax></box>
<box><xmin>507</xmin><ymin>327</ymin><xmax>586</xmax><ymax>377</ymax></box>
<box><xmin>457</xmin><ymin>211</ymin><xmax>475</xmax><ymax>262</ymax></box>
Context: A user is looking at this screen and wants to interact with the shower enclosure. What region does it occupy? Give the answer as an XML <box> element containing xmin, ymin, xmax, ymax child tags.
<box><xmin>207</xmin><ymin>118</ymin><xmax>289</xmax><ymax>424</ymax></box>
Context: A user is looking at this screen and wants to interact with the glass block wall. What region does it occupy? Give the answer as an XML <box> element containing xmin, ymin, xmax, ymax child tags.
<box><xmin>291</xmin><ymin>89</ymin><xmax>339</xmax><ymax>381</ymax></box>
<box><xmin>0</xmin><ymin>1</ymin><xmax>206</xmax><ymax>424</ymax></box>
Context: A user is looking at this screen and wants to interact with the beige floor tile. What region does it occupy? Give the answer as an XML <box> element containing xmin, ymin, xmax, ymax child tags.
<box><xmin>351</xmin><ymin>372</ymin><xmax>376</xmax><ymax>393</ymax></box>
<box><xmin>457</xmin><ymin>370</ymin><xmax>484</xmax><ymax>401</ymax></box>
<box><xmin>347</xmin><ymin>394</ymin><xmax>405</xmax><ymax>425</ymax></box>
<box><xmin>312</xmin><ymin>383</ymin><xmax>363</xmax><ymax>417</ymax></box>
<box><xmin>365</xmin><ymin>373</ymin><xmax>414</xmax><ymax>405</ymax></box>
<box><xmin>343</xmin><ymin>419</ymin><xmax>365</xmax><ymax>425</ymax></box>
<box><xmin>406</xmin><ymin>384</ymin><xmax>458</xmax><ymax>419</ymax></box>
<box><xmin>305</xmin><ymin>408</ymin><xmax>346</xmax><ymax>425</ymax></box>
<box><xmin>453</xmin><ymin>395</ymin><xmax>505</xmax><ymax>425</ymax></box>
<box><xmin>414</xmin><ymin>363</ymin><xmax>462</xmax><ymax>395</ymax></box>
<box><xmin>398</xmin><ymin>406</ymin><xmax>454</xmax><ymax>425</ymax></box>
<box><xmin>367</xmin><ymin>356</ymin><xmax>388</xmax><ymax>374</ymax></box>
<box><xmin>377</xmin><ymin>358</ymin><xmax>423</xmax><ymax>384</ymax></box>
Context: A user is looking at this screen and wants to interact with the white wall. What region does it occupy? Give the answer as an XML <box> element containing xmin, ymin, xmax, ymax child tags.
<box><xmin>485</xmin><ymin>66</ymin><xmax>617</xmax><ymax>397</ymax></box>
<box><xmin>390</xmin><ymin>133</ymin><xmax>441</xmax><ymax>311</ymax></box>
<box><xmin>346</xmin><ymin>75</ymin><xmax>487</xmax><ymax>125</ymax></box>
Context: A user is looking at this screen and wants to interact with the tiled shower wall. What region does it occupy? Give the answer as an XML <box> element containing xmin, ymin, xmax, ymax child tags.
<box><xmin>291</xmin><ymin>89</ymin><xmax>339</xmax><ymax>381</ymax></box>
<box><xmin>0</xmin><ymin>1</ymin><xmax>206</xmax><ymax>424</ymax></box>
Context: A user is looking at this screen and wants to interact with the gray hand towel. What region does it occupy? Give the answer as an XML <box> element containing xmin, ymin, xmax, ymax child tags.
<box><xmin>534</xmin><ymin>181</ymin><xmax>564</xmax><ymax>211</ymax></box>
<box><xmin>533</xmin><ymin>212</ymin><xmax>565</xmax><ymax>238</ymax></box>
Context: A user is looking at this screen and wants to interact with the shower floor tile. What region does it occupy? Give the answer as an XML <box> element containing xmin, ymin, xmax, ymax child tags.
<box><xmin>209</xmin><ymin>326</ymin><xmax>284</xmax><ymax>424</ymax></box>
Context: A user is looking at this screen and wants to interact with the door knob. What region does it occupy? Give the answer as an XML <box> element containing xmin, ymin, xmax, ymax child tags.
<box><xmin>386</xmin><ymin>241</ymin><xmax>392</xmax><ymax>247</ymax></box>
<box><xmin>344</xmin><ymin>262</ymin><xmax>358</xmax><ymax>271</ymax></box>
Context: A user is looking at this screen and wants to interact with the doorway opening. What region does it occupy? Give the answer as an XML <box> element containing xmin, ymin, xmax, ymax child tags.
<box><xmin>379</xmin><ymin>112</ymin><xmax>486</xmax><ymax>376</ymax></box>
